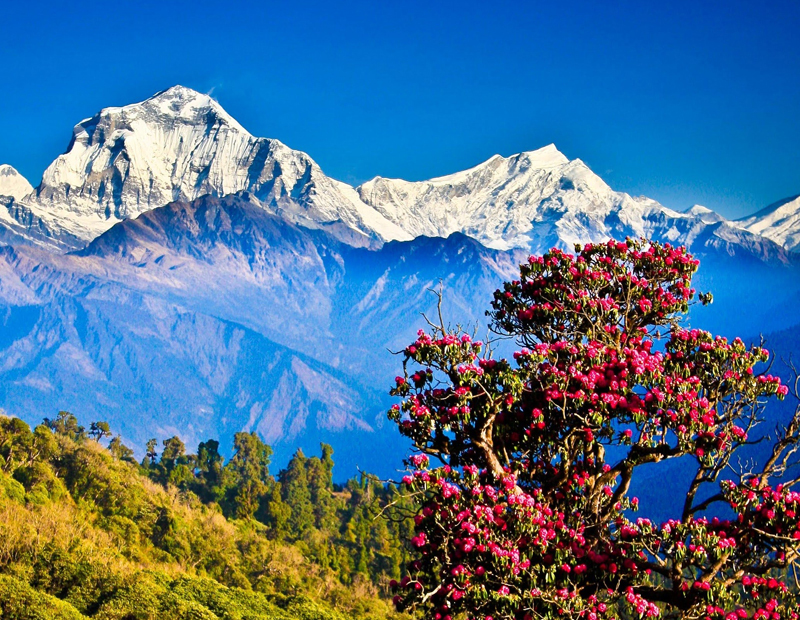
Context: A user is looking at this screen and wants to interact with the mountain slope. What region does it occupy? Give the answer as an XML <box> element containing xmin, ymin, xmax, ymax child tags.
<box><xmin>0</xmin><ymin>418</ymin><xmax>406</xmax><ymax>620</ymax></box>
<box><xmin>1</xmin><ymin>193</ymin><xmax>799</xmax><ymax>476</ymax></box>
<box><xmin>0</xmin><ymin>195</ymin><xmax>528</xmax><ymax>473</ymax></box>
<box><xmin>737</xmin><ymin>195</ymin><xmax>800</xmax><ymax>252</ymax></box>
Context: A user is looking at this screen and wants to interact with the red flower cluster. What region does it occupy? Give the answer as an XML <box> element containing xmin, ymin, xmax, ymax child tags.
<box><xmin>388</xmin><ymin>238</ymin><xmax>799</xmax><ymax>620</ymax></box>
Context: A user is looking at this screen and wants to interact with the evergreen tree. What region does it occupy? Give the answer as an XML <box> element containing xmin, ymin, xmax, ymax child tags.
<box><xmin>0</xmin><ymin>416</ymin><xmax>33</xmax><ymax>473</ymax></box>
<box><xmin>108</xmin><ymin>436</ymin><xmax>134</xmax><ymax>462</ymax></box>
<box><xmin>43</xmin><ymin>411</ymin><xmax>85</xmax><ymax>441</ymax></box>
<box><xmin>307</xmin><ymin>444</ymin><xmax>336</xmax><ymax>530</ymax></box>
<box><xmin>259</xmin><ymin>482</ymin><xmax>291</xmax><ymax>539</ymax></box>
<box><xmin>224</xmin><ymin>432</ymin><xmax>272</xmax><ymax>520</ymax></box>
<box><xmin>158</xmin><ymin>436</ymin><xmax>193</xmax><ymax>487</ymax></box>
<box><xmin>143</xmin><ymin>438</ymin><xmax>158</xmax><ymax>468</ymax></box>
<box><xmin>194</xmin><ymin>439</ymin><xmax>224</xmax><ymax>503</ymax></box>
<box><xmin>88</xmin><ymin>421</ymin><xmax>111</xmax><ymax>442</ymax></box>
<box><xmin>279</xmin><ymin>449</ymin><xmax>314</xmax><ymax>538</ymax></box>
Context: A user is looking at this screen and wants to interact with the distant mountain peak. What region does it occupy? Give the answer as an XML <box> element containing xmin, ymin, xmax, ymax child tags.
<box><xmin>683</xmin><ymin>204</ymin><xmax>724</xmax><ymax>223</ymax></box>
<box><xmin>2</xmin><ymin>86</ymin><xmax>798</xmax><ymax>260</ymax></box>
<box><xmin>152</xmin><ymin>84</ymin><xmax>213</xmax><ymax>99</ymax></box>
<box><xmin>356</xmin><ymin>144</ymin><xmax>671</xmax><ymax>251</ymax></box>
<box><xmin>739</xmin><ymin>194</ymin><xmax>800</xmax><ymax>223</ymax></box>
<box><xmin>737</xmin><ymin>195</ymin><xmax>800</xmax><ymax>252</ymax></box>
<box><xmin>138</xmin><ymin>85</ymin><xmax>249</xmax><ymax>132</ymax></box>
<box><xmin>368</xmin><ymin>144</ymin><xmax>570</xmax><ymax>189</ymax></box>
<box><xmin>33</xmin><ymin>84</ymin><xmax>261</xmax><ymax>222</ymax></box>
<box><xmin>518</xmin><ymin>143</ymin><xmax>569</xmax><ymax>165</ymax></box>
<box><xmin>0</xmin><ymin>164</ymin><xmax>33</xmax><ymax>201</ymax></box>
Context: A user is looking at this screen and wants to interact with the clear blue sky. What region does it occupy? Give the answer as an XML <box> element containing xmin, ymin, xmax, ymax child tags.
<box><xmin>1</xmin><ymin>0</ymin><xmax>798</xmax><ymax>219</ymax></box>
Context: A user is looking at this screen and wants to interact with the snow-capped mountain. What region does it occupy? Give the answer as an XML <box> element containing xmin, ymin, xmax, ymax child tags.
<box><xmin>355</xmin><ymin>145</ymin><xmax>772</xmax><ymax>254</ymax></box>
<box><xmin>12</xmin><ymin>86</ymin><xmax>409</xmax><ymax>249</ymax></box>
<box><xmin>353</xmin><ymin>146</ymin><xmax>796</xmax><ymax>263</ymax></box>
<box><xmin>0</xmin><ymin>165</ymin><xmax>33</xmax><ymax>200</ymax></box>
<box><xmin>737</xmin><ymin>195</ymin><xmax>800</xmax><ymax>252</ymax></box>
<box><xmin>2</xmin><ymin>85</ymin><xmax>795</xmax><ymax>260</ymax></box>
<box><xmin>357</xmin><ymin>145</ymin><xmax>573</xmax><ymax>249</ymax></box>
<box><xmin>683</xmin><ymin>205</ymin><xmax>725</xmax><ymax>224</ymax></box>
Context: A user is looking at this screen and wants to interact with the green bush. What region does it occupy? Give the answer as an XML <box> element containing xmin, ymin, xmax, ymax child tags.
<box><xmin>0</xmin><ymin>471</ymin><xmax>26</xmax><ymax>503</ymax></box>
<box><xmin>0</xmin><ymin>574</ymin><xmax>87</xmax><ymax>620</ymax></box>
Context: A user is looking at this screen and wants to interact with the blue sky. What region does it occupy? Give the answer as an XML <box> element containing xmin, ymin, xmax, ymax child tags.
<box><xmin>1</xmin><ymin>0</ymin><xmax>798</xmax><ymax>219</ymax></box>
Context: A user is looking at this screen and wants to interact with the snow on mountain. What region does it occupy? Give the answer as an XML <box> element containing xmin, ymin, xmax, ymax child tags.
<box><xmin>12</xmin><ymin>85</ymin><xmax>409</xmax><ymax>249</ymax></box>
<box><xmin>1</xmin><ymin>85</ymin><xmax>796</xmax><ymax>260</ymax></box>
<box><xmin>355</xmin><ymin>145</ymin><xmax>763</xmax><ymax>255</ymax></box>
<box><xmin>683</xmin><ymin>204</ymin><xmax>725</xmax><ymax>224</ymax></box>
<box><xmin>737</xmin><ymin>195</ymin><xmax>800</xmax><ymax>252</ymax></box>
<box><xmin>0</xmin><ymin>165</ymin><xmax>33</xmax><ymax>200</ymax></box>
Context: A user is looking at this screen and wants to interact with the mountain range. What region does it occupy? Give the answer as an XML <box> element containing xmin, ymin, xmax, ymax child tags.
<box><xmin>1</xmin><ymin>85</ymin><xmax>799</xmax><ymax>479</ymax></box>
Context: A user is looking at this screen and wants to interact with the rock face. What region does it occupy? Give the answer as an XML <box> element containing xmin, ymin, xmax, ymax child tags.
<box><xmin>0</xmin><ymin>165</ymin><xmax>33</xmax><ymax>201</ymax></box>
<box><xmin>738</xmin><ymin>195</ymin><xmax>800</xmax><ymax>253</ymax></box>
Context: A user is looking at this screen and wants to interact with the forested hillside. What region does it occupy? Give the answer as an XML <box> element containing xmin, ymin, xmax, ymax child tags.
<box><xmin>0</xmin><ymin>411</ymin><xmax>412</xmax><ymax>619</ymax></box>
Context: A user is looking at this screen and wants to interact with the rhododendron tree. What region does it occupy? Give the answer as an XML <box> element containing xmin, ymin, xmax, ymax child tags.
<box><xmin>388</xmin><ymin>238</ymin><xmax>800</xmax><ymax>620</ymax></box>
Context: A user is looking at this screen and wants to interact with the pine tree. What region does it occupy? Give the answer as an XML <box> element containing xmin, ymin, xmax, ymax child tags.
<box><xmin>279</xmin><ymin>449</ymin><xmax>314</xmax><ymax>538</ymax></box>
<box><xmin>194</xmin><ymin>439</ymin><xmax>224</xmax><ymax>503</ymax></box>
<box><xmin>224</xmin><ymin>432</ymin><xmax>272</xmax><ymax>520</ymax></box>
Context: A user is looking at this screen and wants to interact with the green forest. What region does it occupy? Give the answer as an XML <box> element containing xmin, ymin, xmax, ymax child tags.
<box><xmin>0</xmin><ymin>410</ymin><xmax>414</xmax><ymax>620</ymax></box>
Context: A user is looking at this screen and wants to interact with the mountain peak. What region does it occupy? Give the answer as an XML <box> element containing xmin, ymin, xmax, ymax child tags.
<box><xmin>153</xmin><ymin>84</ymin><xmax>205</xmax><ymax>97</ymax></box>
<box><xmin>518</xmin><ymin>143</ymin><xmax>570</xmax><ymax>167</ymax></box>
<box><xmin>355</xmin><ymin>143</ymin><xmax>666</xmax><ymax>251</ymax></box>
<box><xmin>12</xmin><ymin>86</ymin><xmax>408</xmax><ymax>249</ymax></box>
<box><xmin>32</xmin><ymin>86</ymin><xmax>265</xmax><ymax>222</ymax></box>
<box><xmin>138</xmin><ymin>85</ymin><xmax>247</xmax><ymax>132</ymax></box>
<box><xmin>738</xmin><ymin>194</ymin><xmax>800</xmax><ymax>252</ymax></box>
<box><xmin>0</xmin><ymin>164</ymin><xmax>33</xmax><ymax>200</ymax></box>
<box><xmin>426</xmin><ymin>144</ymin><xmax>569</xmax><ymax>186</ymax></box>
<box><xmin>683</xmin><ymin>204</ymin><xmax>724</xmax><ymax>223</ymax></box>
<box><xmin>738</xmin><ymin>194</ymin><xmax>800</xmax><ymax>223</ymax></box>
<box><xmin>8</xmin><ymin>87</ymin><xmax>798</xmax><ymax>259</ymax></box>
